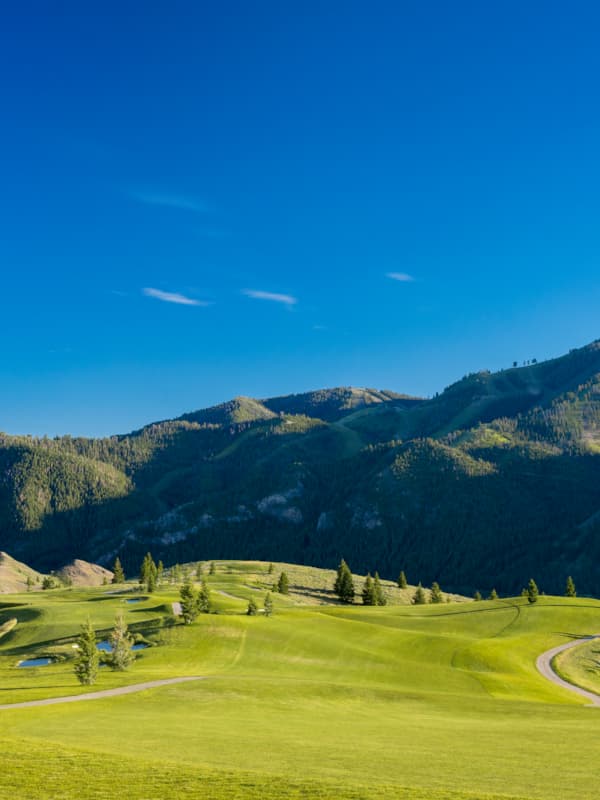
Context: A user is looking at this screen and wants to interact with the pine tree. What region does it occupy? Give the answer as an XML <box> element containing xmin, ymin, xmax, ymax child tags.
<box><xmin>334</xmin><ymin>559</ymin><xmax>355</xmax><ymax>604</ymax></box>
<box><xmin>180</xmin><ymin>579</ymin><xmax>199</xmax><ymax>624</ymax></box>
<box><xmin>277</xmin><ymin>572</ymin><xmax>290</xmax><ymax>595</ymax></box>
<box><xmin>156</xmin><ymin>560</ymin><xmax>164</xmax><ymax>585</ymax></box>
<box><xmin>195</xmin><ymin>562</ymin><xmax>203</xmax><ymax>580</ymax></box>
<box><xmin>74</xmin><ymin>618</ymin><xmax>99</xmax><ymax>686</ymax></box>
<box><xmin>264</xmin><ymin>592</ymin><xmax>273</xmax><ymax>617</ymax></box>
<box><xmin>362</xmin><ymin>573</ymin><xmax>375</xmax><ymax>605</ymax></box>
<box><xmin>112</xmin><ymin>557</ymin><xmax>125</xmax><ymax>584</ymax></box>
<box><xmin>139</xmin><ymin>553</ymin><xmax>149</xmax><ymax>585</ymax></box>
<box><xmin>209</xmin><ymin>561</ymin><xmax>216</xmax><ymax>575</ymax></box>
<box><xmin>247</xmin><ymin>597</ymin><xmax>258</xmax><ymax>616</ymax></box>
<box><xmin>373</xmin><ymin>572</ymin><xmax>387</xmax><ymax>606</ymax></box>
<box><xmin>565</xmin><ymin>576</ymin><xmax>576</xmax><ymax>597</ymax></box>
<box><xmin>172</xmin><ymin>563</ymin><xmax>182</xmax><ymax>584</ymax></box>
<box><xmin>267</xmin><ymin>562</ymin><xmax>274</xmax><ymax>575</ymax></box>
<box><xmin>108</xmin><ymin>611</ymin><xmax>135</xmax><ymax>671</ymax></box>
<box><xmin>397</xmin><ymin>570</ymin><xmax>407</xmax><ymax>590</ymax></box>
<box><xmin>140</xmin><ymin>552</ymin><xmax>158</xmax><ymax>592</ymax></box>
<box><xmin>474</xmin><ymin>590</ymin><xmax>482</xmax><ymax>601</ymax></box>
<box><xmin>147</xmin><ymin>567</ymin><xmax>157</xmax><ymax>593</ymax></box>
<box><xmin>527</xmin><ymin>578</ymin><xmax>539</xmax><ymax>604</ymax></box>
<box><xmin>488</xmin><ymin>588</ymin><xmax>498</xmax><ymax>600</ymax></box>
<box><xmin>412</xmin><ymin>582</ymin><xmax>427</xmax><ymax>605</ymax></box>
<box><xmin>430</xmin><ymin>581</ymin><xmax>443</xmax><ymax>604</ymax></box>
<box><xmin>198</xmin><ymin>579</ymin><xmax>211</xmax><ymax>613</ymax></box>
<box><xmin>26</xmin><ymin>575</ymin><xmax>34</xmax><ymax>592</ymax></box>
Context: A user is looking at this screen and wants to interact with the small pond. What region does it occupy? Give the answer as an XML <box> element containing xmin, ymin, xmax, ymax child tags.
<box><xmin>96</xmin><ymin>640</ymin><xmax>148</xmax><ymax>652</ymax></box>
<box><xmin>126</xmin><ymin>598</ymin><xmax>143</xmax><ymax>603</ymax></box>
<box><xmin>18</xmin><ymin>657</ymin><xmax>53</xmax><ymax>668</ymax></box>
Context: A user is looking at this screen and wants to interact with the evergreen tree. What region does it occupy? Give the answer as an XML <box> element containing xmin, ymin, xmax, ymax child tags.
<box><xmin>373</xmin><ymin>572</ymin><xmax>387</xmax><ymax>606</ymax></box>
<box><xmin>334</xmin><ymin>559</ymin><xmax>355</xmax><ymax>604</ymax></box>
<box><xmin>198</xmin><ymin>579</ymin><xmax>211</xmax><ymax>613</ymax></box>
<box><xmin>247</xmin><ymin>597</ymin><xmax>258</xmax><ymax>616</ymax></box>
<box><xmin>430</xmin><ymin>581</ymin><xmax>443</xmax><ymax>604</ymax></box>
<box><xmin>397</xmin><ymin>570</ymin><xmax>407</xmax><ymax>590</ymax></box>
<box><xmin>527</xmin><ymin>578</ymin><xmax>539</xmax><ymax>604</ymax></box>
<box><xmin>264</xmin><ymin>592</ymin><xmax>273</xmax><ymax>617</ymax></box>
<box><xmin>179</xmin><ymin>579</ymin><xmax>199</xmax><ymax>624</ymax></box>
<box><xmin>108</xmin><ymin>611</ymin><xmax>135</xmax><ymax>671</ymax></box>
<box><xmin>209</xmin><ymin>561</ymin><xmax>216</xmax><ymax>575</ymax></box>
<box><xmin>171</xmin><ymin>563</ymin><xmax>182</xmax><ymax>584</ymax></box>
<box><xmin>195</xmin><ymin>562</ymin><xmax>203</xmax><ymax>580</ymax></box>
<box><xmin>139</xmin><ymin>553</ymin><xmax>149</xmax><ymax>585</ymax></box>
<box><xmin>362</xmin><ymin>573</ymin><xmax>375</xmax><ymax>605</ymax></box>
<box><xmin>277</xmin><ymin>572</ymin><xmax>290</xmax><ymax>595</ymax></box>
<box><xmin>412</xmin><ymin>582</ymin><xmax>427</xmax><ymax>605</ymax></box>
<box><xmin>488</xmin><ymin>588</ymin><xmax>498</xmax><ymax>600</ymax></box>
<box><xmin>473</xmin><ymin>590</ymin><xmax>482</xmax><ymax>601</ymax></box>
<box><xmin>156</xmin><ymin>560</ymin><xmax>164</xmax><ymax>585</ymax></box>
<box><xmin>140</xmin><ymin>552</ymin><xmax>158</xmax><ymax>592</ymax></box>
<box><xmin>26</xmin><ymin>575</ymin><xmax>34</xmax><ymax>592</ymax></box>
<box><xmin>146</xmin><ymin>567</ymin><xmax>157</xmax><ymax>593</ymax></box>
<box><xmin>112</xmin><ymin>557</ymin><xmax>125</xmax><ymax>584</ymax></box>
<box><xmin>267</xmin><ymin>562</ymin><xmax>274</xmax><ymax>575</ymax></box>
<box><xmin>74</xmin><ymin>618</ymin><xmax>99</xmax><ymax>686</ymax></box>
<box><xmin>565</xmin><ymin>576</ymin><xmax>576</xmax><ymax>597</ymax></box>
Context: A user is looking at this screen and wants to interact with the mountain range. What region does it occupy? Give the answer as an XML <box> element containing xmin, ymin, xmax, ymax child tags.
<box><xmin>1</xmin><ymin>340</ymin><xmax>599</xmax><ymax>595</ymax></box>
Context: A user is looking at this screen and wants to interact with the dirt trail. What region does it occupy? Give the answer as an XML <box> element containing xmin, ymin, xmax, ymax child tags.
<box><xmin>536</xmin><ymin>634</ymin><xmax>600</xmax><ymax>706</ymax></box>
<box><xmin>0</xmin><ymin>676</ymin><xmax>204</xmax><ymax>711</ymax></box>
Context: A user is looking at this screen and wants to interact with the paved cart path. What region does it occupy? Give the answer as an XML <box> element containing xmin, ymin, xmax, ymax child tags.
<box><xmin>0</xmin><ymin>676</ymin><xmax>204</xmax><ymax>710</ymax></box>
<box><xmin>536</xmin><ymin>634</ymin><xmax>600</xmax><ymax>706</ymax></box>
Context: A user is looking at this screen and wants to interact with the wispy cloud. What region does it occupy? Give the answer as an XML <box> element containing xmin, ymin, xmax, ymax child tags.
<box><xmin>143</xmin><ymin>287</ymin><xmax>210</xmax><ymax>307</ymax></box>
<box><xmin>386</xmin><ymin>272</ymin><xmax>415</xmax><ymax>282</ymax></box>
<box><xmin>242</xmin><ymin>289</ymin><xmax>298</xmax><ymax>306</ymax></box>
<box><xmin>131</xmin><ymin>191</ymin><xmax>208</xmax><ymax>214</ymax></box>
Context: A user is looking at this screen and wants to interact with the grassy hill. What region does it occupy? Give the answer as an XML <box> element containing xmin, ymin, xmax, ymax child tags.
<box><xmin>55</xmin><ymin>559</ymin><xmax>113</xmax><ymax>587</ymax></box>
<box><xmin>0</xmin><ymin>552</ymin><xmax>44</xmax><ymax>594</ymax></box>
<box><xmin>0</xmin><ymin>560</ymin><xmax>599</xmax><ymax>799</ymax></box>
<box><xmin>0</xmin><ymin>340</ymin><xmax>599</xmax><ymax>595</ymax></box>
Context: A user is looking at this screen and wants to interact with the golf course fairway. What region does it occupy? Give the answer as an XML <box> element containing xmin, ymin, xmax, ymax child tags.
<box><xmin>1</xmin><ymin>562</ymin><xmax>599</xmax><ymax>800</ymax></box>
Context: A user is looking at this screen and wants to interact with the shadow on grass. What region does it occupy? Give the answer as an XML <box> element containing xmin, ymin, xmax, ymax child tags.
<box><xmin>1</xmin><ymin>614</ymin><xmax>172</xmax><ymax>657</ymax></box>
<box><xmin>86</xmin><ymin>594</ymin><xmax>149</xmax><ymax>603</ymax></box>
<box><xmin>128</xmin><ymin>604</ymin><xmax>171</xmax><ymax>615</ymax></box>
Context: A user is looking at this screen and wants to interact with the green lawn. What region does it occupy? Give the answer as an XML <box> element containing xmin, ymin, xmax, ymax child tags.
<box><xmin>1</xmin><ymin>562</ymin><xmax>599</xmax><ymax>800</ymax></box>
<box><xmin>554</xmin><ymin>634</ymin><xmax>600</xmax><ymax>695</ymax></box>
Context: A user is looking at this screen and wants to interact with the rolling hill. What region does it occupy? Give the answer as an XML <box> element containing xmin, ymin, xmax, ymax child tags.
<box><xmin>0</xmin><ymin>340</ymin><xmax>599</xmax><ymax>595</ymax></box>
<box><xmin>0</xmin><ymin>564</ymin><xmax>599</xmax><ymax>799</ymax></box>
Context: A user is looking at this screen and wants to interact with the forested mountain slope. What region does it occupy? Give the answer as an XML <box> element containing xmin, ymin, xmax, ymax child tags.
<box><xmin>1</xmin><ymin>340</ymin><xmax>599</xmax><ymax>595</ymax></box>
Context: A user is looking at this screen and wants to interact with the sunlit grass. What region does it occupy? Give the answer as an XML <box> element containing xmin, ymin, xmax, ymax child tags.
<box><xmin>1</xmin><ymin>562</ymin><xmax>599</xmax><ymax>799</ymax></box>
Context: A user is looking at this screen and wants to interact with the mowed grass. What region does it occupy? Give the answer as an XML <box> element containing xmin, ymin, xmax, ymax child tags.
<box><xmin>555</xmin><ymin>634</ymin><xmax>600</xmax><ymax>695</ymax></box>
<box><xmin>1</xmin><ymin>562</ymin><xmax>600</xmax><ymax>800</ymax></box>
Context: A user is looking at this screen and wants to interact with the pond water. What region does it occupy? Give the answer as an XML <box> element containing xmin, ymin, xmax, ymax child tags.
<box><xmin>126</xmin><ymin>598</ymin><xmax>144</xmax><ymax>603</ymax></box>
<box><xmin>18</xmin><ymin>657</ymin><xmax>53</xmax><ymax>668</ymax></box>
<box><xmin>96</xmin><ymin>640</ymin><xmax>148</xmax><ymax>652</ymax></box>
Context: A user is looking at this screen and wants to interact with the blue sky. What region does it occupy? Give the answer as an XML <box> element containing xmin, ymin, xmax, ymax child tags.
<box><xmin>1</xmin><ymin>1</ymin><xmax>600</xmax><ymax>436</ymax></box>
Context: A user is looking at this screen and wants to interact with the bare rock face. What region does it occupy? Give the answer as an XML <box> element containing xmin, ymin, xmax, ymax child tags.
<box><xmin>56</xmin><ymin>559</ymin><xmax>113</xmax><ymax>587</ymax></box>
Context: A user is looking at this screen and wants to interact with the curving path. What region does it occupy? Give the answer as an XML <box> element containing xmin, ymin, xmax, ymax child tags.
<box><xmin>536</xmin><ymin>634</ymin><xmax>600</xmax><ymax>706</ymax></box>
<box><xmin>0</xmin><ymin>676</ymin><xmax>204</xmax><ymax>711</ymax></box>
